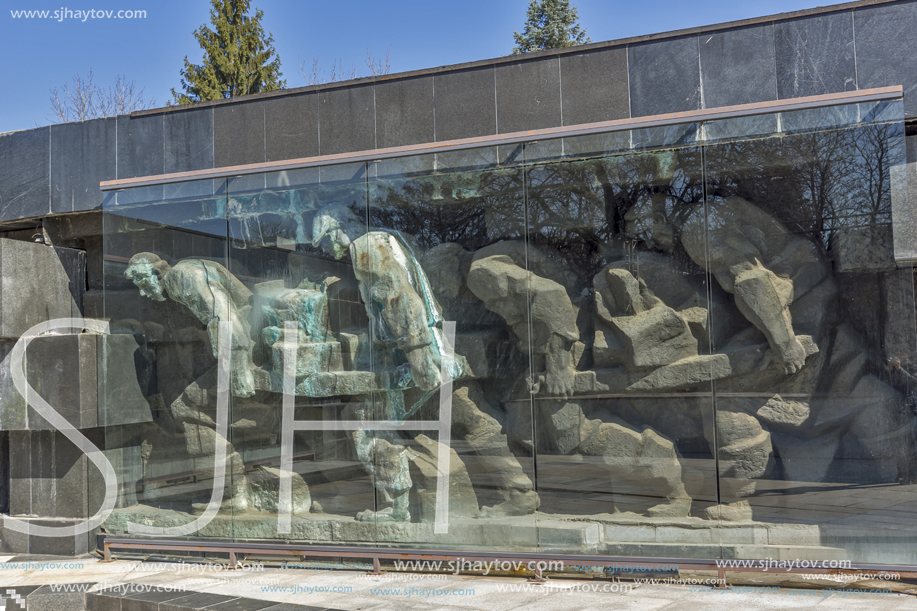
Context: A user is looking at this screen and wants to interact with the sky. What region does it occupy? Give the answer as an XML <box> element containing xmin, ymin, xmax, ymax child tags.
<box><xmin>1</xmin><ymin>0</ymin><xmax>834</xmax><ymax>133</ymax></box>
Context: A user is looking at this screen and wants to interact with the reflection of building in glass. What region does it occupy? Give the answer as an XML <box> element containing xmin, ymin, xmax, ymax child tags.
<box><xmin>2</xmin><ymin>0</ymin><xmax>917</xmax><ymax>570</ymax></box>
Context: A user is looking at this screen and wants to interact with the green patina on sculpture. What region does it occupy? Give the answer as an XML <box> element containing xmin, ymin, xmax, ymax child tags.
<box><xmin>125</xmin><ymin>253</ymin><xmax>258</xmax><ymax>398</ymax></box>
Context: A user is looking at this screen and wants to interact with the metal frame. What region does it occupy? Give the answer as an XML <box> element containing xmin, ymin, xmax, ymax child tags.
<box><xmin>100</xmin><ymin>86</ymin><xmax>903</xmax><ymax>191</ymax></box>
<box><xmin>100</xmin><ymin>538</ymin><xmax>917</xmax><ymax>588</ymax></box>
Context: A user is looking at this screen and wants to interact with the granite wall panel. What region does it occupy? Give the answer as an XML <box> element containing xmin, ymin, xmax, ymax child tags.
<box><xmin>375</xmin><ymin>76</ymin><xmax>434</xmax><ymax>148</ymax></box>
<box><xmin>318</xmin><ymin>84</ymin><xmax>375</xmax><ymax>155</ymax></box>
<box><xmin>214</xmin><ymin>100</ymin><xmax>265</xmax><ymax>167</ymax></box>
<box><xmin>700</xmin><ymin>24</ymin><xmax>777</xmax><ymax>107</ymax></box>
<box><xmin>50</xmin><ymin>118</ymin><xmax>116</xmax><ymax>213</ymax></box>
<box><xmin>775</xmin><ymin>11</ymin><xmax>856</xmax><ymax>99</ymax></box>
<box><xmin>0</xmin><ymin>127</ymin><xmax>49</xmax><ymax>222</ymax></box>
<box><xmin>628</xmin><ymin>36</ymin><xmax>702</xmax><ymax>117</ymax></box>
<box><xmin>855</xmin><ymin>1</ymin><xmax>917</xmax><ymax>117</ymax></box>
<box><xmin>265</xmin><ymin>93</ymin><xmax>319</xmax><ymax>162</ymax></box>
<box><xmin>434</xmin><ymin>68</ymin><xmax>496</xmax><ymax>141</ymax></box>
<box><xmin>559</xmin><ymin>48</ymin><xmax>629</xmax><ymax>125</ymax></box>
<box><xmin>496</xmin><ymin>58</ymin><xmax>562</xmax><ymax>133</ymax></box>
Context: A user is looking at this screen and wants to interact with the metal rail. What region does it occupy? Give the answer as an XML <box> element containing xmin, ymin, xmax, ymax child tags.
<box><xmin>99</xmin><ymin>86</ymin><xmax>903</xmax><ymax>191</ymax></box>
<box><xmin>100</xmin><ymin>537</ymin><xmax>917</xmax><ymax>589</ymax></box>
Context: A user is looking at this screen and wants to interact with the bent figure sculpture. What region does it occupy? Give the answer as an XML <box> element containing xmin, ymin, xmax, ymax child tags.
<box><xmin>125</xmin><ymin>252</ymin><xmax>261</xmax><ymax>513</ymax></box>
<box><xmin>312</xmin><ymin>204</ymin><xmax>465</xmax><ymax>522</ymax></box>
<box><xmin>125</xmin><ymin>253</ymin><xmax>259</xmax><ymax>397</ymax></box>
<box><xmin>625</xmin><ymin>194</ymin><xmax>815</xmax><ymax>374</ymax></box>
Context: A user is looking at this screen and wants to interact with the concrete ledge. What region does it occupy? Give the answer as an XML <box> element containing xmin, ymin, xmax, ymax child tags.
<box><xmin>86</xmin><ymin>587</ymin><xmax>343</xmax><ymax>611</ymax></box>
<box><xmin>103</xmin><ymin>506</ymin><xmax>839</xmax><ymax>560</ymax></box>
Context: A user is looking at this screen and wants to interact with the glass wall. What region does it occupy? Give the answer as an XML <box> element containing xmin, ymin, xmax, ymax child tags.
<box><xmin>100</xmin><ymin>99</ymin><xmax>917</xmax><ymax>563</ymax></box>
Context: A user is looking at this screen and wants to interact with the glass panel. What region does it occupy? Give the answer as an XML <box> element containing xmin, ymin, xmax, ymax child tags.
<box><xmin>224</xmin><ymin>164</ymin><xmax>378</xmax><ymax>544</ymax></box>
<box><xmin>365</xmin><ymin>148</ymin><xmax>537</xmax><ymax>551</ymax></box>
<box><xmin>98</xmin><ymin>97</ymin><xmax>916</xmax><ymax>566</ymax></box>
<box><xmin>703</xmin><ymin>100</ymin><xmax>916</xmax><ymax>563</ymax></box>
<box><xmin>526</xmin><ymin>129</ymin><xmax>722</xmax><ymax>556</ymax></box>
<box><xmin>102</xmin><ymin>179</ymin><xmax>232</xmax><ymax>538</ymax></box>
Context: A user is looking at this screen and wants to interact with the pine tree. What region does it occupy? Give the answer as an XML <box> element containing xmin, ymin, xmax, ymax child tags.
<box><xmin>171</xmin><ymin>0</ymin><xmax>286</xmax><ymax>104</ymax></box>
<box><xmin>512</xmin><ymin>0</ymin><xmax>591</xmax><ymax>54</ymax></box>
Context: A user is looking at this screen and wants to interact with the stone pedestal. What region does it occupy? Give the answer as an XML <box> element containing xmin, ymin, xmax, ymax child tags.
<box><xmin>0</xmin><ymin>239</ymin><xmax>85</xmax><ymax>339</ymax></box>
<box><xmin>102</xmin><ymin>505</ymin><xmax>844</xmax><ymax>561</ymax></box>
<box><xmin>0</xmin><ymin>333</ymin><xmax>154</xmax><ymax>430</ymax></box>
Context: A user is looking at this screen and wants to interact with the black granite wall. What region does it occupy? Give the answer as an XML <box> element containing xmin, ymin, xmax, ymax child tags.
<box><xmin>1</xmin><ymin>0</ymin><xmax>916</xmax><ymax>224</ymax></box>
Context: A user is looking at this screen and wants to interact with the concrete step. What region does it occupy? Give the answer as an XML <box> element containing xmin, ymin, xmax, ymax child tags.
<box><xmin>0</xmin><ymin>584</ymin><xmax>346</xmax><ymax>611</ymax></box>
<box><xmin>1</xmin><ymin>583</ymin><xmax>92</xmax><ymax>611</ymax></box>
<box><xmin>85</xmin><ymin>586</ymin><xmax>343</xmax><ymax>611</ymax></box>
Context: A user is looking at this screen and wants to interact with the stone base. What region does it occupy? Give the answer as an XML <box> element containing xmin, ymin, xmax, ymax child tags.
<box><xmin>0</xmin><ymin>516</ymin><xmax>99</xmax><ymax>555</ymax></box>
<box><xmin>103</xmin><ymin>506</ymin><xmax>843</xmax><ymax>559</ymax></box>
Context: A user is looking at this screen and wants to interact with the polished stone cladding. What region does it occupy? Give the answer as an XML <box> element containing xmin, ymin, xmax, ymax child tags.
<box><xmin>2</xmin><ymin>0</ymin><xmax>917</xmax><ymax>223</ymax></box>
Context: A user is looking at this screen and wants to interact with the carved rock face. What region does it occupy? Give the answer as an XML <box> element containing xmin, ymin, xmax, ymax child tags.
<box><xmin>467</xmin><ymin>254</ymin><xmax>578</xmax><ymax>353</ymax></box>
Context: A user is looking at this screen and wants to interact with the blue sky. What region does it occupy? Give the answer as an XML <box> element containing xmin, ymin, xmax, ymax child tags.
<box><xmin>1</xmin><ymin>0</ymin><xmax>829</xmax><ymax>133</ymax></box>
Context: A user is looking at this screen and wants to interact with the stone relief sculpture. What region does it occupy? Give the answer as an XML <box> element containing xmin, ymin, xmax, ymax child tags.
<box><xmin>97</xmin><ymin>110</ymin><xmax>917</xmax><ymax>563</ymax></box>
<box><xmin>311</xmin><ymin>204</ymin><xmax>465</xmax><ymax>393</ymax></box>
<box><xmin>125</xmin><ymin>253</ymin><xmax>266</xmax><ymax>513</ymax></box>
<box><xmin>311</xmin><ymin>204</ymin><xmax>539</xmax><ymax>519</ymax></box>
<box><xmin>465</xmin><ymin>243</ymin><xmax>693</xmax><ymax>517</ymax></box>
<box><xmin>113</xmin><ymin>134</ymin><xmax>915</xmax><ymax>550</ymax></box>
<box><xmin>624</xmin><ymin>195</ymin><xmax>816</xmax><ymax>374</ymax></box>
<box><xmin>125</xmin><ymin>253</ymin><xmax>259</xmax><ymax>397</ymax></box>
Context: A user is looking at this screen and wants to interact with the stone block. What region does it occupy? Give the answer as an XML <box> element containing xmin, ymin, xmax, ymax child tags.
<box><xmin>43</xmin><ymin>211</ymin><xmax>104</xmax><ymax>242</ymax></box>
<box><xmin>893</xmin><ymin>137</ymin><xmax>917</xmax><ymax>265</ymax></box>
<box><xmin>560</xmin><ymin>48</ymin><xmax>629</xmax><ymax>125</ymax></box>
<box><xmin>86</xmin><ymin>590</ymin><xmax>131</xmax><ymax>611</ymax></box>
<box><xmin>1</xmin><ymin>332</ymin><xmax>152</xmax><ymax>431</ymax></box>
<box><xmin>543</xmin><ymin>521</ymin><xmax>600</xmax><ymax>548</ymax></box>
<box><xmin>0</xmin><ymin>341</ymin><xmax>26</xmax><ymax>430</ymax></box>
<box><xmin>25</xmin><ymin>333</ymin><xmax>98</xmax><ymax>430</ymax></box>
<box><xmin>375</xmin><ymin>76</ymin><xmax>434</xmax><ymax>148</ymax></box>
<box><xmin>318</xmin><ymin>84</ymin><xmax>375</xmax><ymax>155</ymax></box>
<box><xmin>775</xmin><ymin>11</ymin><xmax>856</xmax><ymax>99</ymax></box>
<box><xmin>767</xmin><ymin>524</ymin><xmax>822</xmax><ymax>546</ymax></box>
<box><xmin>118</xmin><ymin>588</ymin><xmax>194</xmax><ymax>611</ymax></box>
<box><xmin>0</xmin><ymin>516</ymin><xmax>98</xmax><ymax>555</ymax></box>
<box><xmin>0</xmin><ymin>126</ymin><xmax>50</xmax><ymax>222</ymax></box>
<box><xmin>265</xmin><ymin>93</ymin><xmax>319</xmax><ymax>162</ymax></box>
<box><xmin>27</xmin><ymin>584</ymin><xmax>92</xmax><ymax>611</ymax></box>
<box><xmin>603</xmin><ymin>523</ymin><xmax>656</xmax><ymax>543</ymax></box>
<box><xmin>215</xmin><ymin>100</ymin><xmax>265</xmax><ymax>167</ymax></box>
<box><xmin>496</xmin><ymin>58</ymin><xmax>561</xmax><ymax>133</ymax></box>
<box><xmin>160</xmin><ymin>593</ymin><xmax>236</xmax><ymax>611</ymax></box>
<box><xmin>628</xmin><ymin>36</ymin><xmax>701</xmax><ymax>117</ymax></box>
<box><xmin>8</xmin><ymin>428</ymin><xmax>106</xmax><ymax>519</ymax></box>
<box><xmin>656</xmin><ymin>526</ymin><xmax>712</xmax><ymax>543</ymax></box>
<box><xmin>733</xmin><ymin>544</ymin><xmax>845</xmax><ymax>561</ymax></box>
<box><xmin>434</xmin><ymin>68</ymin><xmax>496</xmax><ymax>141</ymax></box>
<box><xmin>0</xmin><ymin>239</ymin><xmax>84</xmax><ymax>339</ymax></box>
<box><xmin>716</xmin><ymin>526</ymin><xmax>768</xmax><ymax>544</ymax></box>
<box><xmin>603</xmin><ymin>541</ymin><xmax>723</xmax><ymax>558</ymax></box>
<box><xmin>700</xmin><ymin>24</ymin><xmax>777</xmax><ymax>107</ymax></box>
<box><xmin>50</xmin><ymin>117</ymin><xmax>116</xmax><ymax>213</ymax></box>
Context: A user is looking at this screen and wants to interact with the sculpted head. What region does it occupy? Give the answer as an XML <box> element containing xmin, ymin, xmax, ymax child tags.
<box><xmin>312</xmin><ymin>205</ymin><xmax>365</xmax><ymax>260</ymax></box>
<box><xmin>624</xmin><ymin>195</ymin><xmax>675</xmax><ymax>251</ymax></box>
<box><xmin>125</xmin><ymin>252</ymin><xmax>172</xmax><ymax>302</ymax></box>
